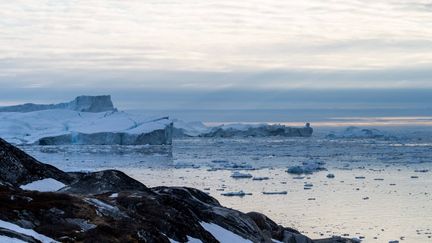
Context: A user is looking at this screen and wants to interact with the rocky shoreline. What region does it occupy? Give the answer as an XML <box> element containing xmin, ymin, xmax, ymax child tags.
<box><xmin>0</xmin><ymin>137</ymin><xmax>353</xmax><ymax>243</ymax></box>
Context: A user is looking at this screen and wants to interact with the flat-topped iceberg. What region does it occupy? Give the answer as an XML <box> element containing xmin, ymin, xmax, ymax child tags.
<box><xmin>0</xmin><ymin>109</ymin><xmax>172</xmax><ymax>145</ymax></box>
<box><xmin>0</xmin><ymin>95</ymin><xmax>116</xmax><ymax>113</ymax></box>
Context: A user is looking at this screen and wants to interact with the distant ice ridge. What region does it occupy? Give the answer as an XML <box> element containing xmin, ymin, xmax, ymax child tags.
<box><xmin>173</xmin><ymin>121</ymin><xmax>313</xmax><ymax>138</ymax></box>
<box><xmin>0</xmin><ymin>98</ymin><xmax>173</xmax><ymax>145</ymax></box>
<box><xmin>326</xmin><ymin>126</ymin><xmax>388</xmax><ymax>139</ymax></box>
<box><xmin>0</xmin><ymin>95</ymin><xmax>116</xmax><ymax>113</ymax></box>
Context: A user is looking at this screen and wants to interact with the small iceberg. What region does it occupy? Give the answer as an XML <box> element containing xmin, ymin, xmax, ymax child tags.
<box><xmin>231</xmin><ymin>171</ymin><xmax>253</xmax><ymax>179</ymax></box>
<box><xmin>262</xmin><ymin>191</ymin><xmax>287</xmax><ymax>195</ymax></box>
<box><xmin>221</xmin><ymin>191</ymin><xmax>252</xmax><ymax>197</ymax></box>
<box><xmin>287</xmin><ymin>161</ymin><xmax>326</xmax><ymax>175</ymax></box>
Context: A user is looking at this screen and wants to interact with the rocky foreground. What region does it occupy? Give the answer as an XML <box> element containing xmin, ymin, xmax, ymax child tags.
<box><xmin>0</xmin><ymin>138</ymin><xmax>353</xmax><ymax>243</ymax></box>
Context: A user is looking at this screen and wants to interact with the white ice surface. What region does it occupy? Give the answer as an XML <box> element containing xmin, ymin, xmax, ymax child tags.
<box><xmin>0</xmin><ymin>235</ymin><xmax>26</xmax><ymax>243</ymax></box>
<box><xmin>0</xmin><ymin>109</ymin><xmax>171</xmax><ymax>144</ymax></box>
<box><xmin>200</xmin><ymin>222</ymin><xmax>252</xmax><ymax>243</ymax></box>
<box><xmin>20</xmin><ymin>178</ymin><xmax>66</xmax><ymax>192</ymax></box>
<box><xmin>168</xmin><ymin>236</ymin><xmax>202</xmax><ymax>243</ymax></box>
<box><xmin>0</xmin><ymin>219</ymin><xmax>57</xmax><ymax>243</ymax></box>
<box><xmin>173</xmin><ymin>119</ymin><xmax>209</xmax><ymax>136</ymax></box>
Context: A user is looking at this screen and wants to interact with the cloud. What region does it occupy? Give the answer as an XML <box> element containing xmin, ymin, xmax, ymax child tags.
<box><xmin>0</xmin><ymin>0</ymin><xmax>431</xmax><ymax>102</ymax></box>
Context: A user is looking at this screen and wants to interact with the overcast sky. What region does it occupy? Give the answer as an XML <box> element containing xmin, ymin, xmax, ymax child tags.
<box><xmin>1</xmin><ymin>0</ymin><xmax>431</xmax><ymax>109</ymax></box>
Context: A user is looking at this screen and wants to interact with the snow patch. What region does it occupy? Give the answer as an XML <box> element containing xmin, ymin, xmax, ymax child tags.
<box><xmin>20</xmin><ymin>178</ymin><xmax>66</xmax><ymax>192</ymax></box>
<box><xmin>200</xmin><ymin>222</ymin><xmax>252</xmax><ymax>243</ymax></box>
<box><xmin>0</xmin><ymin>236</ymin><xmax>26</xmax><ymax>243</ymax></box>
<box><xmin>0</xmin><ymin>219</ymin><xmax>58</xmax><ymax>243</ymax></box>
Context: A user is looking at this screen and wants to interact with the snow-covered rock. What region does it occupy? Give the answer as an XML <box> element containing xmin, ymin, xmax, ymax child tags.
<box><xmin>326</xmin><ymin>126</ymin><xmax>387</xmax><ymax>139</ymax></box>
<box><xmin>0</xmin><ymin>109</ymin><xmax>172</xmax><ymax>145</ymax></box>
<box><xmin>0</xmin><ymin>95</ymin><xmax>116</xmax><ymax>113</ymax></box>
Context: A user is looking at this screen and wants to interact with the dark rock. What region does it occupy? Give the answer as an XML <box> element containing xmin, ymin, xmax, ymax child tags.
<box><xmin>65</xmin><ymin>170</ymin><xmax>151</xmax><ymax>194</ymax></box>
<box><xmin>247</xmin><ymin>211</ymin><xmax>313</xmax><ymax>243</ymax></box>
<box><xmin>0</xmin><ymin>138</ymin><xmax>72</xmax><ymax>186</ymax></box>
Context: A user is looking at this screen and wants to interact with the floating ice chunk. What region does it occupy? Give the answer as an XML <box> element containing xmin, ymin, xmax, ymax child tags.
<box><xmin>109</xmin><ymin>193</ymin><xmax>119</xmax><ymax>198</ymax></box>
<box><xmin>221</xmin><ymin>191</ymin><xmax>252</xmax><ymax>197</ymax></box>
<box><xmin>20</xmin><ymin>178</ymin><xmax>66</xmax><ymax>192</ymax></box>
<box><xmin>231</xmin><ymin>171</ymin><xmax>253</xmax><ymax>179</ymax></box>
<box><xmin>262</xmin><ymin>191</ymin><xmax>287</xmax><ymax>195</ymax></box>
<box><xmin>287</xmin><ymin>161</ymin><xmax>326</xmax><ymax>175</ymax></box>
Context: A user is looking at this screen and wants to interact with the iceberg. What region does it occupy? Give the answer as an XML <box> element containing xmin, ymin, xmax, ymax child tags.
<box><xmin>326</xmin><ymin>126</ymin><xmax>387</xmax><ymax>139</ymax></box>
<box><xmin>0</xmin><ymin>97</ymin><xmax>173</xmax><ymax>145</ymax></box>
<box><xmin>0</xmin><ymin>95</ymin><xmax>116</xmax><ymax>113</ymax></box>
<box><xmin>287</xmin><ymin>161</ymin><xmax>327</xmax><ymax>175</ymax></box>
<box><xmin>173</xmin><ymin>121</ymin><xmax>313</xmax><ymax>138</ymax></box>
<box><xmin>200</xmin><ymin>123</ymin><xmax>313</xmax><ymax>138</ymax></box>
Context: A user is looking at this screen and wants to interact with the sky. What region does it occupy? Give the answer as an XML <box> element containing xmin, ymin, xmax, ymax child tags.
<box><xmin>0</xmin><ymin>0</ymin><xmax>432</xmax><ymax>110</ymax></box>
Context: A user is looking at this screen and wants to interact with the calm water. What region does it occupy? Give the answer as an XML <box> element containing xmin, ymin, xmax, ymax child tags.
<box><xmin>21</xmin><ymin>126</ymin><xmax>432</xmax><ymax>242</ymax></box>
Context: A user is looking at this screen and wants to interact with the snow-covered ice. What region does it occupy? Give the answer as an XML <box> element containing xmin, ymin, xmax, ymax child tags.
<box><xmin>200</xmin><ymin>222</ymin><xmax>253</xmax><ymax>243</ymax></box>
<box><xmin>0</xmin><ymin>219</ymin><xmax>58</xmax><ymax>243</ymax></box>
<box><xmin>0</xmin><ymin>109</ymin><xmax>172</xmax><ymax>145</ymax></box>
<box><xmin>20</xmin><ymin>178</ymin><xmax>66</xmax><ymax>192</ymax></box>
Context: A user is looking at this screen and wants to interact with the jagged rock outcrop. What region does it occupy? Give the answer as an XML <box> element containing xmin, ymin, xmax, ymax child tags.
<box><xmin>0</xmin><ymin>95</ymin><xmax>116</xmax><ymax>113</ymax></box>
<box><xmin>0</xmin><ymin>138</ymin><xmax>351</xmax><ymax>243</ymax></box>
<box><xmin>0</xmin><ymin>138</ymin><xmax>72</xmax><ymax>187</ymax></box>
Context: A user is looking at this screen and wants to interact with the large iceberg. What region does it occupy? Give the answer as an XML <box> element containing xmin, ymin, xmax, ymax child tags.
<box><xmin>0</xmin><ymin>96</ymin><xmax>172</xmax><ymax>145</ymax></box>
<box><xmin>199</xmin><ymin>123</ymin><xmax>313</xmax><ymax>138</ymax></box>
<box><xmin>0</xmin><ymin>95</ymin><xmax>116</xmax><ymax>113</ymax></box>
<box><xmin>173</xmin><ymin>121</ymin><xmax>313</xmax><ymax>138</ymax></box>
